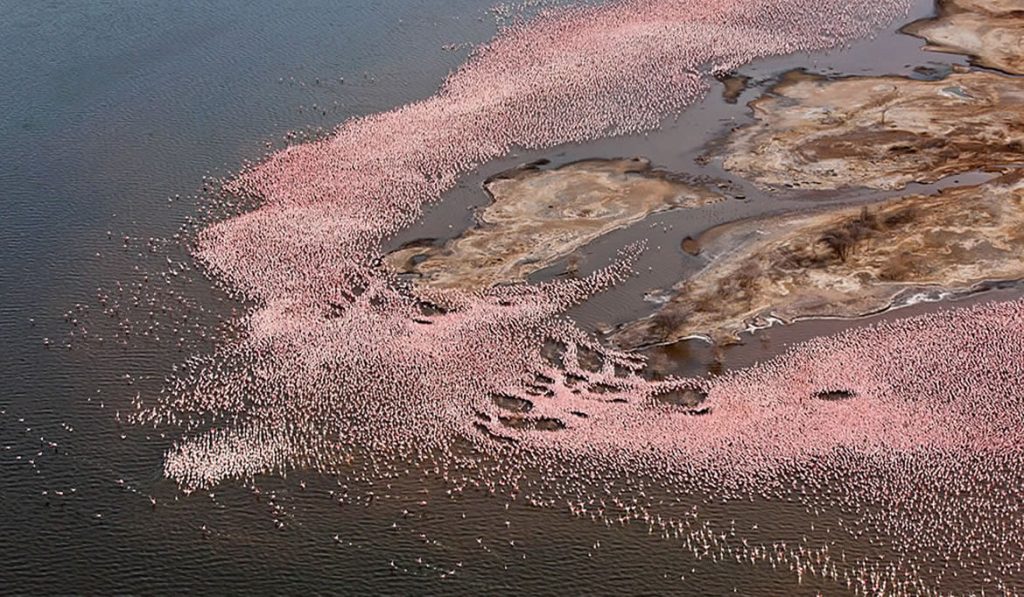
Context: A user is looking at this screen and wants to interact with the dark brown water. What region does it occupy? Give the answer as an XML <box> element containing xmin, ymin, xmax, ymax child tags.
<box><xmin>3</xmin><ymin>0</ymin><xmax>1001</xmax><ymax>594</ymax></box>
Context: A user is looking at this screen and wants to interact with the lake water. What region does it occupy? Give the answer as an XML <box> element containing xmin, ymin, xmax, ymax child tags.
<box><xmin>1</xmin><ymin>0</ymin><xmax>991</xmax><ymax>594</ymax></box>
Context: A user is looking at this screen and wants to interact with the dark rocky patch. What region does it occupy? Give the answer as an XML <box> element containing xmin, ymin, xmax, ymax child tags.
<box><xmin>474</xmin><ymin>422</ymin><xmax>518</xmax><ymax>444</ymax></box>
<box><xmin>816</xmin><ymin>389</ymin><xmax>856</xmax><ymax>400</ymax></box>
<box><xmin>491</xmin><ymin>393</ymin><xmax>534</xmax><ymax>413</ymax></box>
<box><xmin>577</xmin><ymin>346</ymin><xmax>604</xmax><ymax>372</ymax></box>
<box><xmin>655</xmin><ymin>386</ymin><xmax>708</xmax><ymax>408</ymax></box>
<box><xmin>498</xmin><ymin>415</ymin><xmax>566</xmax><ymax>431</ymax></box>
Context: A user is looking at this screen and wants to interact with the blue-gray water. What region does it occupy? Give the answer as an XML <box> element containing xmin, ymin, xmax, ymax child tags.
<box><xmin>0</xmin><ymin>1</ymin><xmax>976</xmax><ymax>594</ymax></box>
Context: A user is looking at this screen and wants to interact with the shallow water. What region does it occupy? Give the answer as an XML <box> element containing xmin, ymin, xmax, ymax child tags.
<box><xmin>2</xmin><ymin>0</ymin><xmax>1011</xmax><ymax>594</ymax></box>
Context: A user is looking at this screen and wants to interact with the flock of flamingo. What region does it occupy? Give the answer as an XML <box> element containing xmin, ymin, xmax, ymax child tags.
<box><xmin>119</xmin><ymin>0</ymin><xmax>1024</xmax><ymax>593</ymax></box>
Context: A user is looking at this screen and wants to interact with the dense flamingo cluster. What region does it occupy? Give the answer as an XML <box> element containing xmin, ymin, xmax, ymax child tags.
<box><xmin>123</xmin><ymin>0</ymin><xmax>1024</xmax><ymax>592</ymax></box>
<box><xmin>157</xmin><ymin>0</ymin><xmax>914</xmax><ymax>483</ymax></box>
<box><xmin>516</xmin><ymin>298</ymin><xmax>1024</xmax><ymax>590</ymax></box>
<box><xmin>200</xmin><ymin>0</ymin><xmax>909</xmax><ymax>304</ymax></box>
<box><xmin>538</xmin><ymin>297</ymin><xmax>1024</xmax><ymax>464</ymax></box>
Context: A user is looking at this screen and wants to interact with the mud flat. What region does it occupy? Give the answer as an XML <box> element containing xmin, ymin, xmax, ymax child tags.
<box><xmin>621</xmin><ymin>0</ymin><xmax>1024</xmax><ymax>347</ymax></box>
<box><xmin>614</xmin><ymin>0</ymin><xmax>1024</xmax><ymax>348</ymax></box>
<box><xmin>386</xmin><ymin>158</ymin><xmax>722</xmax><ymax>292</ymax></box>
<box><xmin>904</xmin><ymin>0</ymin><xmax>1024</xmax><ymax>75</ymax></box>
<box><xmin>719</xmin><ymin>69</ymin><xmax>1024</xmax><ymax>190</ymax></box>
<box><xmin>612</xmin><ymin>171</ymin><xmax>1024</xmax><ymax>346</ymax></box>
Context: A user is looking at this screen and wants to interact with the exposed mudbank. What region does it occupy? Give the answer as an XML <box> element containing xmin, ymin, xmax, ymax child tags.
<box><xmin>610</xmin><ymin>0</ymin><xmax>1024</xmax><ymax>349</ymax></box>
<box><xmin>718</xmin><ymin>72</ymin><xmax>752</xmax><ymax>103</ymax></box>
<box><xmin>612</xmin><ymin>171</ymin><xmax>1024</xmax><ymax>346</ymax></box>
<box><xmin>904</xmin><ymin>0</ymin><xmax>1024</xmax><ymax>75</ymax></box>
<box><xmin>386</xmin><ymin>0</ymin><xmax>1024</xmax><ymax>350</ymax></box>
<box><xmin>385</xmin><ymin>158</ymin><xmax>722</xmax><ymax>292</ymax></box>
<box><xmin>719</xmin><ymin>69</ymin><xmax>1024</xmax><ymax>190</ymax></box>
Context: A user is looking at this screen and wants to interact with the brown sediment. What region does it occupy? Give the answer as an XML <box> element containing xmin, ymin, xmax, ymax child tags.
<box><xmin>815</xmin><ymin>389</ymin><xmax>857</xmax><ymax>401</ymax></box>
<box><xmin>719</xmin><ymin>69</ymin><xmax>1024</xmax><ymax>190</ymax></box>
<box><xmin>903</xmin><ymin>0</ymin><xmax>1024</xmax><ymax>76</ymax></box>
<box><xmin>681</xmin><ymin>236</ymin><xmax>701</xmax><ymax>256</ymax></box>
<box><xmin>385</xmin><ymin>158</ymin><xmax>723</xmax><ymax>292</ymax></box>
<box><xmin>653</xmin><ymin>386</ymin><xmax>708</xmax><ymax>408</ymax></box>
<box><xmin>611</xmin><ymin>171</ymin><xmax>1024</xmax><ymax>347</ymax></box>
<box><xmin>491</xmin><ymin>392</ymin><xmax>534</xmax><ymax>413</ymax></box>
<box><xmin>718</xmin><ymin>72</ymin><xmax>752</xmax><ymax>103</ymax></box>
<box><xmin>498</xmin><ymin>415</ymin><xmax>566</xmax><ymax>431</ymax></box>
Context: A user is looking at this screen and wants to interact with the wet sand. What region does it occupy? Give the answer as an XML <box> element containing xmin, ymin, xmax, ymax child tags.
<box><xmin>904</xmin><ymin>0</ymin><xmax>1024</xmax><ymax>75</ymax></box>
<box><xmin>720</xmin><ymin>68</ymin><xmax>1024</xmax><ymax>190</ymax></box>
<box><xmin>385</xmin><ymin>158</ymin><xmax>722</xmax><ymax>292</ymax></box>
<box><xmin>613</xmin><ymin>171</ymin><xmax>1024</xmax><ymax>346</ymax></box>
<box><xmin>602</xmin><ymin>0</ymin><xmax>1022</xmax><ymax>350</ymax></box>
